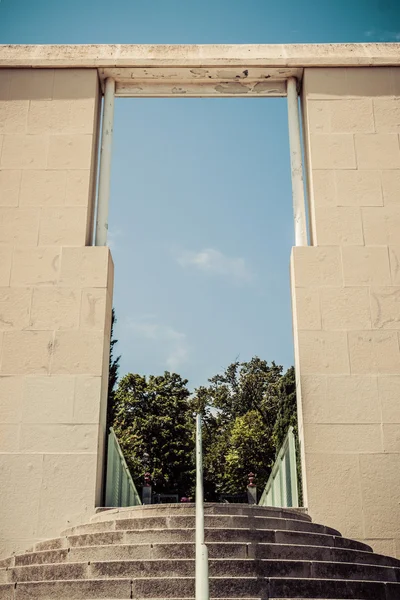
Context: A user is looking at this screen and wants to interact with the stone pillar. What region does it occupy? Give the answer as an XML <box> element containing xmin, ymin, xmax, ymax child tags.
<box><xmin>293</xmin><ymin>67</ymin><xmax>400</xmax><ymax>557</ymax></box>
<box><xmin>0</xmin><ymin>68</ymin><xmax>113</xmax><ymax>558</ymax></box>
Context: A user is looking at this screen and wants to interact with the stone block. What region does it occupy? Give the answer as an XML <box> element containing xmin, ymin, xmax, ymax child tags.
<box><xmin>59</xmin><ymin>246</ymin><xmax>113</xmax><ymax>288</ymax></box>
<box><xmin>304</xmin><ymin>423</ymin><xmax>382</xmax><ymax>453</ymax></box>
<box><xmin>51</xmin><ymin>330</ymin><xmax>105</xmax><ymax>375</ymax></box>
<box><xmin>378</xmin><ymin>376</ymin><xmax>400</xmax><ymax>423</ymax></box>
<box><xmin>346</xmin><ymin>67</ymin><xmax>394</xmax><ymax>97</ymax></box>
<box><xmin>389</xmin><ymin>246</ymin><xmax>400</xmax><ymax>285</ymax></box>
<box><xmin>0</xmin><ymin>454</ymin><xmax>43</xmax><ymax>538</ymax></box>
<box><xmin>0</xmin><ymin>134</ymin><xmax>48</xmax><ymax>169</ymax></box>
<box><xmin>309</xmin><ymin>133</ymin><xmax>356</xmax><ymax>169</ymax></box>
<box><xmin>363</xmin><ymin>206</ymin><xmax>400</xmax><ymax>246</ymax></box>
<box><xmin>302</xmin><ymin>68</ymin><xmax>348</xmax><ymax>99</ymax></box>
<box><xmin>53</xmin><ymin>69</ymin><xmax>98</xmax><ymax>100</ymax></box>
<box><xmin>0</xmin><ymin>170</ymin><xmax>20</xmax><ymax>207</ymax></box>
<box><xmin>373</xmin><ymin>98</ymin><xmax>400</xmax><ymax>133</ymax></box>
<box><xmin>22</xmin><ymin>376</ymin><xmax>74</xmax><ymax>423</ymax></box>
<box><xmin>335</xmin><ymin>170</ymin><xmax>383</xmax><ymax>207</ymax></box>
<box><xmin>36</xmin><ymin>453</ymin><xmax>97</xmax><ymax>537</ymax></box>
<box><xmin>0</xmin><ymin>331</ymin><xmax>53</xmax><ymax>375</ymax></box>
<box><xmin>348</xmin><ymin>330</ymin><xmax>400</xmax><ymax>374</ymax></box>
<box><xmin>382</xmin><ymin>171</ymin><xmax>400</xmax><ymax>205</ymax></box>
<box><xmin>38</xmin><ymin>206</ymin><xmax>88</xmax><ymax>246</ymax></box>
<box><xmin>382</xmin><ymin>424</ymin><xmax>400</xmax><ymax>452</ymax></box>
<box><xmin>47</xmin><ymin>134</ymin><xmax>93</xmax><ymax>170</ymax></box>
<box><xmin>0</xmin><ymin>100</ymin><xmax>28</xmax><ymax>134</ymax></box>
<box><xmin>360</xmin><ymin>453</ymin><xmax>400</xmax><ymax>538</ymax></box>
<box><xmin>9</xmin><ymin>69</ymin><xmax>54</xmax><ymax>101</ymax></box>
<box><xmin>291</xmin><ymin>246</ymin><xmax>342</xmax><ymax>287</ymax></box>
<box><xmin>314</xmin><ymin>206</ymin><xmax>364</xmax><ymax>245</ymax></box>
<box><xmin>330</xmin><ymin>98</ymin><xmax>374</xmax><ymax>133</ymax></box>
<box><xmin>80</xmin><ymin>288</ymin><xmax>110</xmax><ymax>330</ymax></box>
<box><xmin>297</xmin><ymin>331</ymin><xmax>350</xmax><ymax>374</ymax></box>
<box><xmin>19</xmin><ymin>423</ymin><xmax>97</xmax><ymax>453</ymax></box>
<box><xmin>0</xmin><ymin>424</ymin><xmax>20</xmax><ymax>451</ymax></box>
<box><xmin>11</xmin><ymin>247</ymin><xmax>60</xmax><ymax>286</ymax></box>
<box><xmin>0</xmin><ymin>70</ymin><xmax>12</xmax><ymax>100</ymax></box>
<box><xmin>307</xmin><ymin>100</ymin><xmax>331</xmax><ymax>133</ymax></box>
<box><xmin>305</xmin><ymin>453</ymin><xmax>364</xmax><ymax>539</ymax></box>
<box><xmin>342</xmin><ymin>246</ymin><xmax>391</xmax><ymax>286</ymax></box>
<box><xmin>370</xmin><ymin>286</ymin><xmax>400</xmax><ymax>329</ymax></box>
<box><xmin>73</xmin><ymin>376</ymin><xmax>101</xmax><ymax>423</ymax></box>
<box><xmin>0</xmin><ymin>207</ymin><xmax>39</xmax><ymax>246</ymax></box>
<box><xmin>320</xmin><ymin>286</ymin><xmax>371</xmax><ymax>330</ymax></box>
<box><xmin>28</xmin><ymin>99</ymin><xmax>70</xmax><ymax>134</ymax></box>
<box><xmin>293</xmin><ymin>287</ymin><xmax>321</xmax><ymax>330</ymax></box>
<box><xmin>19</xmin><ymin>170</ymin><xmax>66</xmax><ymax>206</ymax></box>
<box><xmin>69</xmin><ymin>98</ymin><xmax>98</xmax><ymax>134</ymax></box>
<box><xmin>29</xmin><ymin>287</ymin><xmax>80</xmax><ymax>330</ymax></box>
<box><xmin>355</xmin><ymin>134</ymin><xmax>400</xmax><ymax>169</ymax></box>
<box><xmin>302</xmin><ymin>374</ymin><xmax>380</xmax><ymax>424</ymax></box>
<box><xmin>311</xmin><ymin>170</ymin><xmax>335</xmax><ymax>206</ymax></box>
<box><xmin>65</xmin><ymin>170</ymin><xmax>90</xmax><ymax>206</ymax></box>
<box><xmin>0</xmin><ymin>248</ymin><xmax>12</xmax><ymax>286</ymax></box>
<box><xmin>0</xmin><ymin>287</ymin><xmax>31</xmax><ymax>330</ymax></box>
<box><xmin>0</xmin><ymin>376</ymin><xmax>23</xmax><ymax>423</ymax></box>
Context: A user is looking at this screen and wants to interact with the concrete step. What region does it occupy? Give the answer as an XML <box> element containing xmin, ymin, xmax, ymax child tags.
<box><xmin>5</xmin><ymin>558</ymin><xmax>400</xmax><ymax>583</ymax></box>
<box><xmin>14</xmin><ymin>540</ymin><xmax>400</xmax><ymax>568</ymax></box>
<box><xmin>91</xmin><ymin>504</ymin><xmax>311</xmax><ymax>524</ymax></box>
<box><xmin>34</xmin><ymin>527</ymin><xmax>372</xmax><ymax>553</ymax></box>
<box><xmin>61</xmin><ymin>515</ymin><xmax>340</xmax><ymax>538</ymax></box>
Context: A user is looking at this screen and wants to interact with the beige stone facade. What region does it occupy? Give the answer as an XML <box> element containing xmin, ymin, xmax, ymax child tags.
<box><xmin>0</xmin><ymin>45</ymin><xmax>400</xmax><ymax>561</ymax></box>
<box><xmin>0</xmin><ymin>68</ymin><xmax>113</xmax><ymax>557</ymax></box>
<box><xmin>293</xmin><ymin>66</ymin><xmax>400</xmax><ymax>558</ymax></box>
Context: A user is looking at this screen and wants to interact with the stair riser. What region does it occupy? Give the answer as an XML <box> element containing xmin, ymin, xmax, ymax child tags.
<box><xmin>5</xmin><ymin>576</ymin><xmax>400</xmax><ymax>599</ymax></box>
<box><xmin>7</xmin><ymin>560</ymin><xmax>399</xmax><ymax>583</ymax></box>
<box><xmin>63</xmin><ymin>516</ymin><xmax>338</xmax><ymax>537</ymax></box>
<box><xmin>17</xmin><ymin>542</ymin><xmax>399</xmax><ymax>568</ymax></box>
<box><xmin>91</xmin><ymin>504</ymin><xmax>311</xmax><ymax>524</ymax></box>
<box><xmin>34</xmin><ymin>528</ymin><xmax>372</xmax><ymax>553</ymax></box>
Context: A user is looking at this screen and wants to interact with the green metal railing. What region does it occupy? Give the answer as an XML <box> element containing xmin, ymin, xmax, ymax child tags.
<box><xmin>258</xmin><ymin>426</ymin><xmax>299</xmax><ymax>508</ymax></box>
<box><xmin>105</xmin><ymin>427</ymin><xmax>142</xmax><ymax>507</ymax></box>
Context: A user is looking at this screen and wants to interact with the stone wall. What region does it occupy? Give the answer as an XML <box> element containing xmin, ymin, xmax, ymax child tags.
<box><xmin>293</xmin><ymin>67</ymin><xmax>400</xmax><ymax>558</ymax></box>
<box><xmin>0</xmin><ymin>68</ymin><xmax>113</xmax><ymax>558</ymax></box>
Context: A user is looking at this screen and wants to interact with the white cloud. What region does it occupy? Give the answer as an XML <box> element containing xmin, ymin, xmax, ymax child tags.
<box><xmin>107</xmin><ymin>227</ymin><xmax>124</xmax><ymax>250</ymax></box>
<box><xmin>127</xmin><ymin>316</ymin><xmax>190</xmax><ymax>371</ymax></box>
<box><xmin>176</xmin><ymin>247</ymin><xmax>254</xmax><ymax>284</ymax></box>
<box><xmin>364</xmin><ymin>29</ymin><xmax>400</xmax><ymax>41</ymax></box>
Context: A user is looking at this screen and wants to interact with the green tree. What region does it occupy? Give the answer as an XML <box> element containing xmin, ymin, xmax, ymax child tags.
<box><xmin>112</xmin><ymin>371</ymin><xmax>195</xmax><ymax>497</ymax></box>
<box><xmin>106</xmin><ymin>308</ymin><xmax>121</xmax><ymax>432</ymax></box>
<box><xmin>192</xmin><ymin>357</ymin><xmax>298</xmax><ymax>499</ymax></box>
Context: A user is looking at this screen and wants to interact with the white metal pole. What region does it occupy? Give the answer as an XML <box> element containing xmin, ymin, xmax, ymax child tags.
<box><xmin>95</xmin><ymin>77</ymin><xmax>115</xmax><ymax>246</ymax></box>
<box><xmin>195</xmin><ymin>414</ymin><xmax>209</xmax><ymax>600</ymax></box>
<box><xmin>287</xmin><ymin>77</ymin><xmax>308</xmax><ymax>247</ymax></box>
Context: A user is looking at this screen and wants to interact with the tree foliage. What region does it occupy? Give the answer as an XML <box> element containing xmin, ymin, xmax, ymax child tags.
<box><xmin>112</xmin><ymin>372</ymin><xmax>195</xmax><ymax>496</ymax></box>
<box><xmin>106</xmin><ymin>308</ymin><xmax>121</xmax><ymax>432</ymax></box>
<box><xmin>191</xmin><ymin>358</ymin><xmax>298</xmax><ymax>499</ymax></box>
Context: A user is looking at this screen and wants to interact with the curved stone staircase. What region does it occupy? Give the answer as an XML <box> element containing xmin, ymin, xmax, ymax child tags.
<box><xmin>0</xmin><ymin>503</ymin><xmax>399</xmax><ymax>599</ymax></box>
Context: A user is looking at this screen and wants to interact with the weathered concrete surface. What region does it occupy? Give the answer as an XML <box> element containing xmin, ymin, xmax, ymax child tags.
<box><xmin>294</xmin><ymin>65</ymin><xmax>400</xmax><ymax>559</ymax></box>
<box><xmin>0</xmin><ymin>68</ymin><xmax>113</xmax><ymax>559</ymax></box>
<box><xmin>0</xmin><ymin>43</ymin><xmax>399</xmax><ymax>67</ymax></box>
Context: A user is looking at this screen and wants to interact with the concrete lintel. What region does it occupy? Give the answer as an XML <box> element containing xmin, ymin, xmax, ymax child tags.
<box><xmin>0</xmin><ymin>43</ymin><xmax>399</xmax><ymax>69</ymax></box>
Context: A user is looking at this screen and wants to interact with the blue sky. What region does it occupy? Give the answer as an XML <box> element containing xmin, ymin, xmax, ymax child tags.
<box><xmin>1</xmin><ymin>1</ymin><xmax>399</xmax><ymax>389</ymax></box>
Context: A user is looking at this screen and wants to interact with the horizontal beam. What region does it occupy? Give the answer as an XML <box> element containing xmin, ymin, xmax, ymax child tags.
<box><xmin>0</xmin><ymin>43</ymin><xmax>399</xmax><ymax>69</ymax></box>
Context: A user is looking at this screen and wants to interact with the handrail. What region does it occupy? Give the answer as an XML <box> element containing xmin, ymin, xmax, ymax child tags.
<box><xmin>105</xmin><ymin>427</ymin><xmax>142</xmax><ymax>507</ymax></box>
<box><xmin>259</xmin><ymin>426</ymin><xmax>299</xmax><ymax>508</ymax></box>
<box><xmin>195</xmin><ymin>414</ymin><xmax>209</xmax><ymax>600</ymax></box>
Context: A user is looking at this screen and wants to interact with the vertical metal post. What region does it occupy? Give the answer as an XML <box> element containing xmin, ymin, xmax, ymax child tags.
<box><xmin>195</xmin><ymin>414</ymin><xmax>209</xmax><ymax>600</ymax></box>
<box><xmin>95</xmin><ymin>77</ymin><xmax>115</xmax><ymax>246</ymax></box>
<box><xmin>287</xmin><ymin>77</ymin><xmax>308</xmax><ymax>247</ymax></box>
